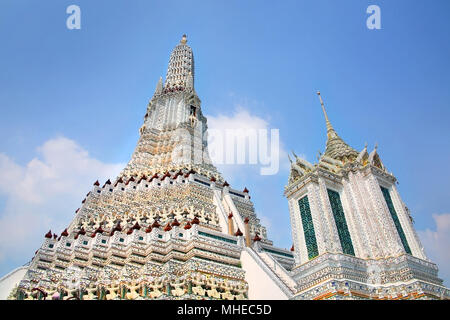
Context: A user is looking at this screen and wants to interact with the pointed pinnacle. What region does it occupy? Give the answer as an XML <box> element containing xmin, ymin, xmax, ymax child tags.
<box><xmin>317</xmin><ymin>91</ymin><xmax>336</xmax><ymax>138</ymax></box>
<box><xmin>288</xmin><ymin>154</ymin><xmax>293</xmax><ymax>163</ymax></box>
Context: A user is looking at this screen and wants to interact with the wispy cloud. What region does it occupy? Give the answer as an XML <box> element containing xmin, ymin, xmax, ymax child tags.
<box><xmin>206</xmin><ymin>106</ymin><xmax>292</xmax><ymax>248</ymax></box>
<box><xmin>418</xmin><ymin>213</ymin><xmax>450</xmax><ymax>286</ymax></box>
<box><xmin>206</xmin><ymin>106</ymin><xmax>290</xmax><ymax>177</ymax></box>
<box><xmin>0</xmin><ymin>137</ymin><xmax>124</xmax><ymax>273</ymax></box>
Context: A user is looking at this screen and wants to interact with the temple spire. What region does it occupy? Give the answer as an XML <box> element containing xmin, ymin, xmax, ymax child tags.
<box><xmin>316</xmin><ymin>91</ymin><xmax>358</xmax><ymax>161</ymax></box>
<box><xmin>317</xmin><ymin>91</ymin><xmax>337</xmax><ymax>139</ymax></box>
<box><xmin>155</xmin><ymin>77</ymin><xmax>163</xmax><ymax>95</ymax></box>
<box><xmin>164</xmin><ymin>34</ymin><xmax>194</xmax><ymax>90</ymax></box>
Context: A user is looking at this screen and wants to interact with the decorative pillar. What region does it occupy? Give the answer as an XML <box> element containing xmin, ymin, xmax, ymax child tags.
<box><xmin>244</xmin><ymin>217</ymin><xmax>251</xmax><ymax>247</ymax></box>
<box><xmin>227</xmin><ymin>213</ymin><xmax>234</xmax><ymax>235</ymax></box>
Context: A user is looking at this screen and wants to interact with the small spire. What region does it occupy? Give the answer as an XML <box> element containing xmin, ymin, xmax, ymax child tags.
<box><xmin>155</xmin><ymin>77</ymin><xmax>163</xmax><ymax>95</ymax></box>
<box><xmin>191</xmin><ymin>216</ymin><xmax>200</xmax><ymax>225</ymax></box>
<box><xmin>253</xmin><ymin>233</ymin><xmax>261</xmax><ymax>242</ymax></box>
<box><xmin>180</xmin><ymin>34</ymin><xmax>187</xmax><ymax>44</ymax></box>
<box><xmin>186</xmin><ymin>71</ymin><xmax>194</xmax><ymax>90</ymax></box>
<box><xmin>61</xmin><ymin>228</ymin><xmax>69</xmax><ymax>237</ymax></box>
<box><xmin>317</xmin><ymin>91</ymin><xmax>337</xmax><ymax>139</ymax></box>
<box><xmin>132</xmin><ymin>222</ymin><xmax>140</xmax><ymax>230</ymax></box>
<box><xmin>152</xmin><ymin>220</ymin><xmax>161</xmax><ymax>229</ymax></box>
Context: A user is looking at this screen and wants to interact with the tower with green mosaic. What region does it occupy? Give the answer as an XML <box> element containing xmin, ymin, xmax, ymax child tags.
<box><xmin>285</xmin><ymin>91</ymin><xmax>449</xmax><ymax>300</ymax></box>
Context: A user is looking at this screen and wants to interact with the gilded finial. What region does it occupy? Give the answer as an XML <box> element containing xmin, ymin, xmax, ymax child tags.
<box><xmin>180</xmin><ymin>34</ymin><xmax>187</xmax><ymax>44</ymax></box>
<box><xmin>316</xmin><ymin>91</ymin><xmax>335</xmax><ymax>138</ymax></box>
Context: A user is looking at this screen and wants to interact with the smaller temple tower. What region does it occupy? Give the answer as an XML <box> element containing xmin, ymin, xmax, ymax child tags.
<box><xmin>285</xmin><ymin>92</ymin><xmax>450</xmax><ymax>300</ymax></box>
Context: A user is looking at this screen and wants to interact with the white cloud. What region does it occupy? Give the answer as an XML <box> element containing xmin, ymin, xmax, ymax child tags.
<box><xmin>206</xmin><ymin>107</ymin><xmax>290</xmax><ymax>177</ymax></box>
<box><xmin>207</xmin><ymin>106</ymin><xmax>270</xmax><ymax>131</ymax></box>
<box><xmin>0</xmin><ymin>137</ymin><xmax>124</xmax><ymax>272</ymax></box>
<box><xmin>418</xmin><ymin>213</ymin><xmax>450</xmax><ymax>286</ymax></box>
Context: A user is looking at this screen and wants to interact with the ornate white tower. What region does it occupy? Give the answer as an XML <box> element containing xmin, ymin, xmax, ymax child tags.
<box><xmin>8</xmin><ymin>35</ymin><xmax>297</xmax><ymax>301</ymax></box>
<box><xmin>121</xmin><ymin>34</ymin><xmax>217</xmax><ymax>179</ymax></box>
<box><xmin>285</xmin><ymin>92</ymin><xmax>450</xmax><ymax>300</ymax></box>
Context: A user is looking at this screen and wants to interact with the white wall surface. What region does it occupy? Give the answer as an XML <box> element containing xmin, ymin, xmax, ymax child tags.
<box><xmin>240</xmin><ymin>250</ymin><xmax>288</xmax><ymax>300</ymax></box>
<box><xmin>0</xmin><ymin>266</ymin><xmax>28</xmax><ymax>300</ymax></box>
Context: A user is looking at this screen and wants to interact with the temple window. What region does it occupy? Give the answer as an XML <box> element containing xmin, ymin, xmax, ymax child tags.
<box><xmin>298</xmin><ymin>196</ymin><xmax>318</xmax><ymax>260</ymax></box>
<box><xmin>327</xmin><ymin>189</ymin><xmax>355</xmax><ymax>256</ymax></box>
<box><xmin>190</xmin><ymin>105</ymin><xmax>197</xmax><ymax>117</ymax></box>
<box><xmin>380</xmin><ymin>186</ymin><xmax>412</xmax><ymax>254</ymax></box>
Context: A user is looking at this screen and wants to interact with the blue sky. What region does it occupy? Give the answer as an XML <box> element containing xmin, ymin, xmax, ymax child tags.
<box><xmin>0</xmin><ymin>0</ymin><xmax>449</xmax><ymax>285</ymax></box>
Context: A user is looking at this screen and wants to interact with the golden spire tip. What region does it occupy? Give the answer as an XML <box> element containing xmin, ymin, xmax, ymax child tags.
<box><xmin>316</xmin><ymin>91</ymin><xmax>335</xmax><ymax>137</ymax></box>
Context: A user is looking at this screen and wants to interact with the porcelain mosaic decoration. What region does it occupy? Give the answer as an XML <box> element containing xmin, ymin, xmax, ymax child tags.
<box><xmin>4</xmin><ymin>36</ymin><xmax>449</xmax><ymax>300</ymax></box>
